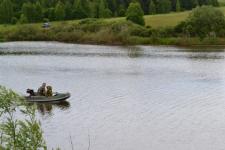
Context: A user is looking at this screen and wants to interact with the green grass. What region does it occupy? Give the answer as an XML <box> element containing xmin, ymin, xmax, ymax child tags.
<box><xmin>219</xmin><ymin>0</ymin><xmax>225</xmax><ymax>5</ymax></box>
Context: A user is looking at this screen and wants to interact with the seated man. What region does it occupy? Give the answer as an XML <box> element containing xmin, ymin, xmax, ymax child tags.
<box><xmin>46</xmin><ymin>86</ymin><xmax>53</xmax><ymax>97</ymax></box>
<box><xmin>37</xmin><ymin>83</ymin><xmax>46</xmax><ymax>96</ymax></box>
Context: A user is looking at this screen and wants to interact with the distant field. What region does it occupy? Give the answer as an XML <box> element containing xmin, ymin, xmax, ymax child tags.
<box><xmin>1</xmin><ymin>6</ymin><xmax>225</xmax><ymax>30</ymax></box>
<box><xmin>107</xmin><ymin>6</ymin><xmax>225</xmax><ymax>28</ymax></box>
<box><xmin>219</xmin><ymin>0</ymin><xmax>225</xmax><ymax>2</ymax></box>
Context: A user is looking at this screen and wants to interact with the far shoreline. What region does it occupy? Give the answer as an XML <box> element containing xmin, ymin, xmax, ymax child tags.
<box><xmin>1</xmin><ymin>40</ymin><xmax>225</xmax><ymax>49</ymax></box>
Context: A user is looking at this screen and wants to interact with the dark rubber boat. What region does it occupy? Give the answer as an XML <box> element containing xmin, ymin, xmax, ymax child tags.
<box><xmin>25</xmin><ymin>93</ymin><xmax>71</xmax><ymax>103</ymax></box>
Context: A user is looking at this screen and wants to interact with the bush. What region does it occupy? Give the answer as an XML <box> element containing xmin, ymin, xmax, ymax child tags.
<box><xmin>0</xmin><ymin>86</ymin><xmax>46</xmax><ymax>150</ymax></box>
<box><xmin>129</xmin><ymin>24</ymin><xmax>151</xmax><ymax>37</ymax></box>
<box><xmin>126</xmin><ymin>2</ymin><xmax>145</xmax><ymax>26</ymax></box>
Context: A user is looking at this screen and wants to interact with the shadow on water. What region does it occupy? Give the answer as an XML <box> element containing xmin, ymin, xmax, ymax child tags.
<box><xmin>35</xmin><ymin>101</ymin><xmax>71</xmax><ymax>115</ymax></box>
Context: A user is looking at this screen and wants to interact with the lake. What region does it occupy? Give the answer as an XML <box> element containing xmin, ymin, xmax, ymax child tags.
<box><xmin>1</xmin><ymin>42</ymin><xmax>225</xmax><ymax>150</ymax></box>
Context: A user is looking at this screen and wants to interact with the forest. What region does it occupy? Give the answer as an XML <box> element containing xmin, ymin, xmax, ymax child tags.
<box><xmin>0</xmin><ymin>0</ymin><xmax>219</xmax><ymax>24</ymax></box>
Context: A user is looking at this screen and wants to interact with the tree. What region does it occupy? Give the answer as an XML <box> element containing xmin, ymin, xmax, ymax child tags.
<box><xmin>46</xmin><ymin>7</ymin><xmax>55</xmax><ymax>21</ymax></box>
<box><xmin>176</xmin><ymin>0</ymin><xmax>181</xmax><ymax>12</ymax></box>
<box><xmin>181</xmin><ymin>6</ymin><xmax>225</xmax><ymax>38</ymax></box>
<box><xmin>149</xmin><ymin>0</ymin><xmax>156</xmax><ymax>14</ymax></box>
<box><xmin>139</xmin><ymin>0</ymin><xmax>151</xmax><ymax>14</ymax></box>
<box><xmin>180</xmin><ymin>0</ymin><xmax>198</xmax><ymax>10</ymax></box>
<box><xmin>0</xmin><ymin>0</ymin><xmax>14</xmax><ymax>23</ymax></box>
<box><xmin>72</xmin><ymin>0</ymin><xmax>89</xmax><ymax>19</ymax></box>
<box><xmin>34</xmin><ymin>1</ymin><xmax>43</xmax><ymax>22</ymax></box>
<box><xmin>210</xmin><ymin>0</ymin><xmax>219</xmax><ymax>6</ymax></box>
<box><xmin>19</xmin><ymin>14</ymin><xmax>28</xmax><ymax>24</ymax></box>
<box><xmin>65</xmin><ymin>1</ymin><xmax>73</xmax><ymax>20</ymax></box>
<box><xmin>157</xmin><ymin>0</ymin><xmax>171</xmax><ymax>14</ymax></box>
<box><xmin>107</xmin><ymin>0</ymin><xmax>117</xmax><ymax>16</ymax></box>
<box><xmin>117</xmin><ymin>4</ymin><xmax>126</xmax><ymax>16</ymax></box>
<box><xmin>98</xmin><ymin>0</ymin><xmax>112</xmax><ymax>18</ymax></box>
<box><xmin>54</xmin><ymin>1</ymin><xmax>65</xmax><ymax>20</ymax></box>
<box><xmin>126</xmin><ymin>2</ymin><xmax>145</xmax><ymax>26</ymax></box>
<box><xmin>21</xmin><ymin>2</ymin><xmax>36</xmax><ymax>23</ymax></box>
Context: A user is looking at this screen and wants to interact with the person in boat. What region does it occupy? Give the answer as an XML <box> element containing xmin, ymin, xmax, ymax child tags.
<box><xmin>46</xmin><ymin>86</ymin><xmax>53</xmax><ymax>97</ymax></box>
<box><xmin>26</xmin><ymin>89</ymin><xmax>36</xmax><ymax>96</ymax></box>
<box><xmin>37</xmin><ymin>83</ymin><xmax>46</xmax><ymax>96</ymax></box>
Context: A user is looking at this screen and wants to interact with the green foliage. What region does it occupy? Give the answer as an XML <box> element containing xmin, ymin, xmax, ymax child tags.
<box><xmin>11</xmin><ymin>17</ymin><xmax>18</xmax><ymax>25</ymax></box>
<box><xmin>0</xmin><ymin>0</ymin><xmax>220</xmax><ymax>24</ymax></box>
<box><xmin>0</xmin><ymin>0</ymin><xmax>14</xmax><ymax>24</ymax></box>
<box><xmin>98</xmin><ymin>0</ymin><xmax>113</xmax><ymax>18</ymax></box>
<box><xmin>176</xmin><ymin>0</ymin><xmax>181</xmax><ymax>12</ymax></box>
<box><xmin>149</xmin><ymin>0</ymin><xmax>156</xmax><ymax>14</ymax></box>
<box><xmin>73</xmin><ymin>0</ymin><xmax>89</xmax><ymax>19</ymax></box>
<box><xmin>117</xmin><ymin>4</ymin><xmax>126</xmax><ymax>16</ymax></box>
<box><xmin>211</xmin><ymin>0</ymin><xmax>219</xmax><ymax>6</ymax></box>
<box><xmin>0</xmin><ymin>86</ymin><xmax>46</xmax><ymax>150</ymax></box>
<box><xmin>19</xmin><ymin>14</ymin><xmax>28</xmax><ymax>24</ymax></box>
<box><xmin>177</xmin><ymin>6</ymin><xmax>225</xmax><ymax>38</ymax></box>
<box><xmin>47</xmin><ymin>8</ymin><xmax>55</xmax><ymax>21</ymax></box>
<box><xmin>157</xmin><ymin>0</ymin><xmax>172</xmax><ymax>14</ymax></box>
<box><xmin>65</xmin><ymin>1</ymin><xmax>73</xmax><ymax>20</ymax></box>
<box><xmin>34</xmin><ymin>2</ymin><xmax>43</xmax><ymax>22</ymax></box>
<box><xmin>126</xmin><ymin>2</ymin><xmax>145</xmax><ymax>26</ymax></box>
<box><xmin>21</xmin><ymin>2</ymin><xmax>35</xmax><ymax>23</ymax></box>
<box><xmin>55</xmin><ymin>1</ymin><xmax>65</xmax><ymax>21</ymax></box>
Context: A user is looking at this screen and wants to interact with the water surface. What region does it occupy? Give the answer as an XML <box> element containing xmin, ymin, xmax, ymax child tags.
<box><xmin>1</xmin><ymin>42</ymin><xmax>225</xmax><ymax>150</ymax></box>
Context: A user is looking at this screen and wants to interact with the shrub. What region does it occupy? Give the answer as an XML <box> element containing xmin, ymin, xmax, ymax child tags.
<box><xmin>129</xmin><ymin>24</ymin><xmax>151</xmax><ymax>37</ymax></box>
<box><xmin>0</xmin><ymin>86</ymin><xmax>46</xmax><ymax>150</ymax></box>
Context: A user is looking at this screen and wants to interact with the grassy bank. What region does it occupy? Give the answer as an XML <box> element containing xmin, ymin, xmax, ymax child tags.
<box><xmin>1</xmin><ymin>7</ymin><xmax>225</xmax><ymax>46</ymax></box>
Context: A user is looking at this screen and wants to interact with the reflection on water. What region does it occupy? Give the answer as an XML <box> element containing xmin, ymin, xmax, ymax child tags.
<box><xmin>127</xmin><ymin>47</ymin><xmax>143</xmax><ymax>58</ymax></box>
<box><xmin>2</xmin><ymin>42</ymin><xmax>225</xmax><ymax>150</ymax></box>
<box><xmin>37</xmin><ymin>101</ymin><xmax>70</xmax><ymax>115</ymax></box>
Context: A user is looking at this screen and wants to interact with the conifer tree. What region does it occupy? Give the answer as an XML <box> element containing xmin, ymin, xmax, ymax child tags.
<box><xmin>0</xmin><ymin>0</ymin><xmax>14</xmax><ymax>23</ymax></box>
<box><xmin>73</xmin><ymin>0</ymin><xmax>89</xmax><ymax>19</ymax></box>
<box><xmin>157</xmin><ymin>0</ymin><xmax>171</xmax><ymax>14</ymax></box>
<box><xmin>34</xmin><ymin>1</ymin><xmax>43</xmax><ymax>22</ymax></box>
<box><xmin>21</xmin><ymin>2</ymin><xmax>35</xmax><ymax>22</ymax></box>
<box><xmin>176</xmin><ymin>0</ymin><xmax>181</xmax><ymax>12</ymax></box>
<box><xmin>55</xmin><ymin>1</ymin><xmax>65</xmax><ymax>20</ymax></box>
<box><xmin>149</xmin><ymin>0</ymin><xmax>156</xmax><ymax>14</ymax></box>
<box><xmin>98</xmin><ymin>0</ymin><xmax>112</xmax><ymax>18</ymax></box>
<box><xmin>65</xmin><ymin>1</ymin><xmax>73</xmax><ymax>20</ymax></box>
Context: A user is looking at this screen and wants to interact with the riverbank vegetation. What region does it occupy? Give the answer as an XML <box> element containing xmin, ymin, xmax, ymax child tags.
<box><xmin>0</xmin><ymin>86</ymin><xmax>47</xmax><ymax>149</ymax></box>
<box><xmin>1</xmin><ymin>5</ymin><xmax>225</xmax><ymax>46</ymax></box>
<box><xmin>1</xmin><ymin>2</ymin><xmax>225</xmax><ymax>46</ymax></box>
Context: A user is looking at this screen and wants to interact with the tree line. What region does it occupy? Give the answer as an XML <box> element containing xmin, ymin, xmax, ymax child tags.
<box><xmin>0</xmin><ymin>0</ymin><xmax>219</xmax><ymax>24</ymax></box>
